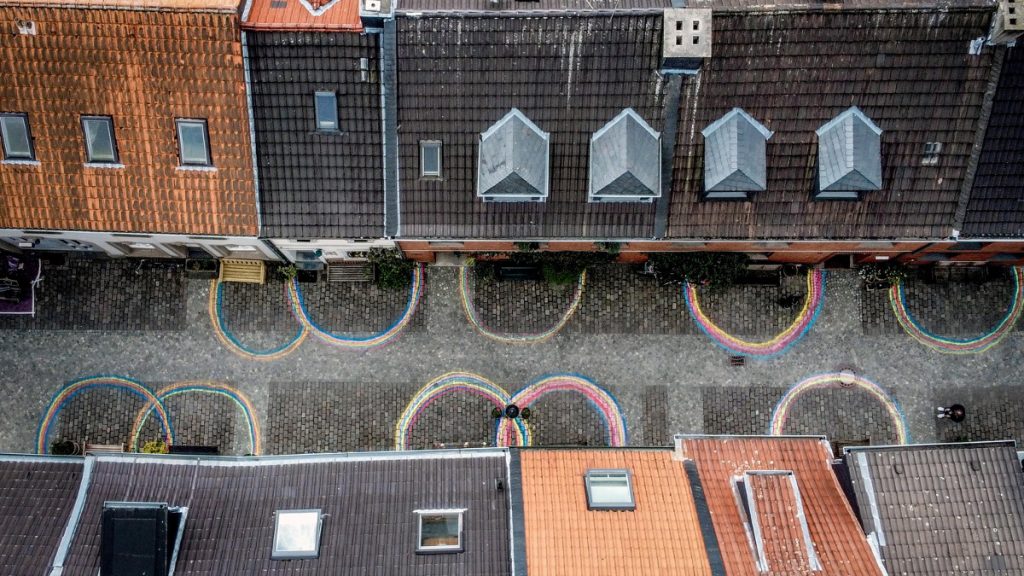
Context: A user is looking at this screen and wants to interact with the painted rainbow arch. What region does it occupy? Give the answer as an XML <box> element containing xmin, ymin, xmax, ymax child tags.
<box><xmin>889</xmin><ymin>267</ymin><xmax>1023</xmax><ymax>354</ymax></box>
<box><xmin>458</xmin><ymin>267</ymin><xmax>585</xmax><ymax>344</ymax></box>
<box><xmin>393</xmin><ymin>371</ymin><xmax>626</xmax><ymax>450</ymax></box>
<box><xmin>209</xmin><ymin>280</ymin><xmax>308</xmax><ymax>361</ymax></box>
<box><xmin>129</xmin><ymin>381</ymin><xmax>262</xmax><ymax>455</ymax></box>
<box><xmin>684</xmin><ymin>269</ymin><xmax>826</xmax><ymax>359</ymax></box>
<box><xmin>769</xmin><ymin>372</ymin><xmax>910</xmax><ymax>445</ymax></box>
<box><xmin>37</xmin><ymin>376</ymin><xmax>175</xmax><ymax>455</ymax></box>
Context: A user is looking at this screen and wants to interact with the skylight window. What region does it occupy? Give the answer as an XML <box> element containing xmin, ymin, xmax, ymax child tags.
<box><xmin>0</xmin><ymin>113</ymin><xmax>34</xmax><ymax>161</ymax></box>
<box><xmin>176</xmin><ymin>119</ymin><xmax>212</xmax><ymax>167</ymax></box>
<box><xmin>314</xmin><ymin>91</ymin><xmax>339</xmax><ymax>132</ymax></box>
<box><xmin>415</xmin><ymin>509</ymin><xmax>464</xmax><ymax>553</ymax></box>
<box><xmin>272</xmin><ymin>509</ymin><xmax>323</xmax><ymax>560</ymax></box>
<box><xmin>585</xmin><ymin>469</ymin><xmax>635</xmax><ymax>511</ymax></box>
<box><xmin>922</xmin><ymin>141</ymin><xmax>942</xmax><ymax>166</ymax></box>
<box><xmin>420</xmin><ymin>140</ymin><xmax>442</xmax><ymax>177</ymax></box>
<box><xmin>82</xmin><ymin>116</ymin><xmax>118</xmax><ymax>164</ymax></box>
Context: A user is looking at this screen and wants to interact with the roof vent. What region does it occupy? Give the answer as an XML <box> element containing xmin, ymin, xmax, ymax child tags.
<box><xmin>101</xmin><ymin>502</ymin><xmax>187</xmax><ymax>576</ymax></box>
<box><xmin>702</xmin><ymin>108</ymin><xmax>773</xmax><ymax>199</ymax></box>
<box><xmin>477</xmin><ymin>108</ymin><xmax>550</xmax><ymax>203</ymax></box>
<box><xmin>662</xmin><ymin>9</ymin><xmax>712</xmax><ymax>75</ymax></box>
<box><xmin>16</xmin><ymin>19</ymin><xmax>36</xmax><ymax>35</ymax></box>
<box><xmin>589</xmin><ymin>109</ymin><xmax>661</xmax><ymax>203</ymax></box>
<box><xmin>991</xmin><ymin>0</ymin><xmax>1023</xmax><ymax>44</ymax></box>
<box><xmin>815</xmin><ymin>106</ymin><xmax>882</xmax><ymax>200</ymax></box>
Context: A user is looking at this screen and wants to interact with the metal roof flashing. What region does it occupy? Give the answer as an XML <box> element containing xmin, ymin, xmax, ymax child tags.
<box><xmin>816</xmin><ymin>106</ymin><xmax>883</xmax><ymax>197</ymax></box>
<box><xmin>477</xmin><ymin>108</ymin><xmax>551</xmax><ymax>202</ymax></box>
<box><xmin>589</xmin><ymin>108</ymin><xmax>662</xmax><ymax>203</ymax></box>
<box><xmin>702</xmin><ymin>107</ymin><xmax>773</xmax><ymax>198</ymax></box>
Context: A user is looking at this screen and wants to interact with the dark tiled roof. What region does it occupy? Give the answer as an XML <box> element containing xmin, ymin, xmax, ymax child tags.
<box><xmin>845</xmin><ymin>442</ymin><xmax>1024</xmax><ymax>575</ymax></box>
<box><xmin>396</xmin><ymin>14</ymin><xmax>665</xmax><ymax>239</ymax></box>
<box><xmin>667</xmin><ymin>8</ymin><xmax>995</xmax><ymax>240</ymax></box>
<box><xmin>0</xmin><ymin>6</ymin><xmax>258</xmax><ymax>236</ymax></box>
<box><xmin>963</xmin><ymin>45</ymin><xmax>1024</xmax><ymax>238</ymax></box>
<box><xmin>247</xmin><ymin>31</ymin><xmax>384</xmax><ymax>239</ymax></box>
<box><xmin>0</xmin><ymin>457</ymin><xmax>83</xmax><ymax>575</ymax></box>
<box><xmin>62</xmin><ymin>453</ymin><xmax>511</xmax><ymax>576</ymax></box>
<box><xmin>688</xmin><ymin>0</ymin><xmax>993</xmax><ymax>10</ymax></box>
<box><xmin>397</xmin><ymin>0</ymin><xmax>667</xmax><ymax>13</ymax></box>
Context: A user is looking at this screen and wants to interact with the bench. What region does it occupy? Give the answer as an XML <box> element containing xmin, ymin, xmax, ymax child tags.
<box><xmin>218</xmin><ymin>259</ymin><xmax>266</xmax><ymax>284</ymax></box>
<box><xmin>497</xmin><ymin>266</ymin><xmax>542</xmax><ymax>281</ymax></box>
<box><xmin>84</xmin><ymin>442</ymin><xmax>126</xmax><ymax>454</ymax></box>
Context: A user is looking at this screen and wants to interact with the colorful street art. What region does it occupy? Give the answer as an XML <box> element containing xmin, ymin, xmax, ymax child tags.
<box><xmin>889</xmin><ymin>267</ymin><xmax>1023</xmax><ymax>354</ymax></box>
<box><xmin>209</xmin><ymin>265</ymin><xmax>423</xmax><ymax>359</ymax></box>
<box><xmin>769</xmin><ymin>372</ymin><xmax>910</xmax><ymax>444</ymax></box>
<box><xmin>684</xmin><ymin>270</ymin><xmax>826</xmax><ymax>359</ymax></box>
<box><xmin>458</xmin><ymin>267</ymin><xmax>585</xmax><ymax>344</ymax></box>
<box><xmin>394</xmin><ymin>371</ymin><xmax>626</xmax><ymax>449</ymax></box>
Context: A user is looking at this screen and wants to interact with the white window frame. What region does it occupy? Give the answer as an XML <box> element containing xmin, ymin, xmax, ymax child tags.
<box><xmin>584</xmin><ymin>469</ymin><xmax>635</xmax><ymax>511</ymax></box>
<box><xmin>81</xmin><ymin>115</ymin><xmax>119</xmax><ymax>164</ymax></box>
<box><xmin>0</xmin><ymin>113</ymin><xmax>35</xmax><ymax>161</ymax></box>
<box><xmin>415</xmin><ymin>509</ymin><xmax>465</xmax><ymax>553</ymax></box>
<box><xmin>314</xmin><ymin>91</ymin><xmax>339</xmax><ymax>132</ymax></box>
<box><xmin>271</xmin><ymin>509</ymin><xmax>323</xmax><ymax>560</ymax></box>
<box><xmin>420</xmin><ymin>140</ymin><xmax>442</xmax><ymax>177</ymax></box>
<box><xmin>176</xmin><ymin>118</ymin><xmax>212</xmax><ymax>167</ymax></box>
<box><xmin>922</xmin><ymin>141</ymin><xmax>942</xmax><ymax>166</ymax></box>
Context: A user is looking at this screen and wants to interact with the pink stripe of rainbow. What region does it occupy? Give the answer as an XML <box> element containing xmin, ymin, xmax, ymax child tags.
<box><xmin>37</xmin><ymin>376</ymin><xmax>174</xmax><ymax>454</ymax></box>
<box><xmin>888</xmin><ymin>267</ymin><xmax>1023</xmax><ymax>354</ymax></box>
<box><xmin>497</xmin><ymin>374</ymin><xmax>627</xmax><ymax>447</ymax></box>
<box><xmin>769</xmin><ymin>372</ymin><xmax>909</xmax><ymax>445</ymax></box>
<box><xmin>458</xmin><ymin>267</ymin><xmax>585</xmax><ymax>344</ymax></box>
<box><xmin>289</xmin><ymin>265</ymin><xmax>424</xmax><ymax>350</ymax></box>
<box><xmin>684</xmin><ymin>270</ymin><xmax>826</xmax><ymax>358</ymax></box>
<box><xmin>129</xmin><ymin>381</ymin><xmax>262</xmax><ymax>455</ymax></box>
<box><xmin>208</xmin><ymin>280</ymin><xmax>308</xmax><ymax>361</ymax></box>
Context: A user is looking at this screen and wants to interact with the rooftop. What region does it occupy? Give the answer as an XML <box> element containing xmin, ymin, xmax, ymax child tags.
<box><xmin>242</xmin><ymin>0</ymin><xmax>362</xmax><ymax>32</ymax></box>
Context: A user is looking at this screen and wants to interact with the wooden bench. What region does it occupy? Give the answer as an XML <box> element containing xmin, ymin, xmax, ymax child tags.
<box><xmin>218</xmin><ymin>259</ymin><xmax>266</xmax><ymax>284</ymax></box>
<box><xmin>497</xmin><ymin>265</ymin><xmax>542</xmax><ymax>281</ymax></box>
<box><xmin>84</xmin><ymin>442</ymin><xmax>126</xmax><ymax>454</ymax></box>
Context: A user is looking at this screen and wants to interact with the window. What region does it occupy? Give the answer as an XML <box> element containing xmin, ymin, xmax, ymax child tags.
<box><xmin>314</xmin><ymin>91</ymin><xmax>339</xmax><ymax>132</ymax></box>
<box><xmin>415</xmin><ymin>509</ymin><xmax>464</xmax><ymax>553</ymax></box>
<box><xmin>81</xmin><ymin>116</ymin><xmax>118</xmax><ymax>164</ymax></box>
<box><xmin>0</xmin><ymin>113</ymin><xmax>34</xmax><ymax>161</ymax></box>
<box><xmin>585</xmin><ymin>469</ymin><xmax>635</xmax><ymax>511</ymax></box>
<box><xmin>420</xmin><ymin>140</ymin><xmax>442</xmax><ymax>177</ymax></box>
<box><xmin>272</xmin><ymin>509</ymin><xmax>323</xmax><ymax>560</ymax></box>
<box><xmin>922</xmin><ymin>141</ymin><xmax>942</xmax><ymax>166</ymax></box>
<box><xmin>176</xmin><ymin>119</ymin><xmax>212</xmax><ymax>166</ymax></box>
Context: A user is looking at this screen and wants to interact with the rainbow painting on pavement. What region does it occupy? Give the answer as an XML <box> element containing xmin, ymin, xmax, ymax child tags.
<box><xmin>889</xmin><ymin>267</ymin><xmax>1023</xmax><ymax>354</ymax></box>
<box><xmin>394</xmin><ymin>371</ymin><xmax>626</xmax><ymax>450</ymax></box>
<box><xmin>769</xmin><ymin>372</ymin><xmax>910</xmax><ymax>445</ymax></box>
<box><xmin>458</xmin><ymin>267</ymin><xmax>585</xmax><ymax>344</ymax></box>
<box><xmin>684</xmin><ymin>270</ymin><xmax>826</xmax><ymax>359</ymax></box>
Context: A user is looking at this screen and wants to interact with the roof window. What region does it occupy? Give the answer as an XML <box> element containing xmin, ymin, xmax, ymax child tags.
<box><xmin>100</xmin><ymin>502</ymin><xmax>187</xmax><ymax>576</ymax></box>
<box><xmin>585</xmin><ymin>469</ymin><xmax>635</xmax><ymax>511</ymax></box>
<box><xmin>82</xmin><ymin>116</ymin><xmax>119</xmax><ymax>165</ymax></box>
<box><xmin>272</xmin><ymin>509</ymin><xmax>323</xmax><ymax>560</ymax></box>
<box><xmin>477</xmin><ymin>108</ymin><xmax>549</xmax><ymax>203</ymax></box>
<box><xmin>420</xmin><ymin>140</ymin><xmax>442</xmax><ymax>178</ymax></box>
<box><xmin>415</xmin><ymin>509</ymin><xmax>465</xmax><ymax>553</ymax></box>
<box><xmin>176</xmin><ymin>119</ymin><xmax>212</xmax><ymax>167</ymax></box>
<box><xmin>815</xmin><ymin>106</ymin><xmax>882</xmax><ymax>199</ymax></box>
<box><xmin>702</xmin><ymin>108</ymin><xmax>773</xmax><ymax>199</ymax></box>
<box><xmin>589</xmin><ymin>108</ymin><xmax>661</xmax><ymax>203</ymax></box>
<box><xmin>0</xmin><ymin>113</ymin><xmax>35</xmax><ymax>161</ymax></box>
<box><xmin>734</xmin><ymin>471</ymin><xmax>821</xmax><ymax>573</ymax></box>
<box><xmin>922</xmin><ymin>142</ymin><xmax>942</xmax><ymax>166</ymax></box>
<box><xmin>314</xmin><ymin>91</ymin><xmax>339</xmax><ymax>132</ymax></box>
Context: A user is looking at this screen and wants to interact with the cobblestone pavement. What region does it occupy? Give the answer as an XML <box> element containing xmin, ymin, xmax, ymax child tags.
<box><xmin>2</xmin><ymin>257</ymin><xmax>1023</xmax><ymax>456</ymax></box>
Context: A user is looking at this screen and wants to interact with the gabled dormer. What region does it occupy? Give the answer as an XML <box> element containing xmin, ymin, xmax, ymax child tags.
<box><xmin>589</xmin><ymin>109</ymin><xmax>661</xmax><ymax>203</ymax></box>
<box><xmin>815</xmin><ymin>106</ymin><xmax>883</xmax><ymax>200</ymax></box>
<box><xmin>477</xmin><ymin>109</ymin><xmax>550</xmax><ymax>203</ymax></box>
<box><xmin>701</xmin><ymin>108</ymin><xmax>773</xmax><ymax>199</ymax></box>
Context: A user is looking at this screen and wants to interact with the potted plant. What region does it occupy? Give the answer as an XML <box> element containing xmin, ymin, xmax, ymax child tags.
<box><xmin>859</xmin><ymin>262</ymin><xmax>910</xmax><ymax>289</ymax></box>
<box><xmin>185</xmin><ymin>257</ymin><xmax>219</xmax><ymax>279</ymax></box>
<box><xmin>140</xmin><ymin>440</ymin><xmax>169</xmax><ymax>454</ymax></box>
<box><xmin>50</xmin><ymin>439</ymin><xmax>81</xmax><ymax>456</ymax></box>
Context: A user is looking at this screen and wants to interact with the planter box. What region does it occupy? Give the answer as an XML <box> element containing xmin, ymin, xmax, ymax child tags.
<box><xmin>185</xmin><ymin>259</ymin><xmax>219</xmax><ymax>279</ymax></box>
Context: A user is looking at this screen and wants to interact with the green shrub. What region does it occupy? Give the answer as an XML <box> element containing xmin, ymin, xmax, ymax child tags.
<box><xmin>596</xmin><ymin>241</ymin><xmax>622</xmax><ymax>255</ymax></box>
<box><xmin>515</xmin><ymin>242</ymin><xmax>541</xmax><ymax>253</ymax></box>
<box><xmin>647</xmin><ymin>252</ymin><xmax>749</xmax><ymax>290</ymax></box>
<box><xmin>859</xmin><ymin>262</ymin><xmax>911</xmax><ymax>286</ymax></box>
<box><xmin>140</xmin><ymin>440</ymin><xmax>168</xmax><ymax>454</ymax></box>
<box><xmin>367</xmin><ymin>248</ymin><xmax>415</xmax><ymax>290</ymax></box>
<box><xmin>278</xmin><ymin>264</ymin><xmax>298</xmax><ymax>280</ymax></box>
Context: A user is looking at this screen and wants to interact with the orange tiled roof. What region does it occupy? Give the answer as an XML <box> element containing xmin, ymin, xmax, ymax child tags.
<box><xmin>242</xmin><ymin>0</ymin><xmax>362</xmax><ymax>32</ymax></box>
<box><xmin>0</xmin><ymin>0</ymin><xmax>240</xmax><ymax>10</ymax></box>
<box><xmin>679</xmin><ymin>437</ymin><xmax>883</xmax><ymax>576</ymax></box>
<box><xmin>0</xmin><ymin>6</ymin><xmax>257</xmax><ymax>236</ymax></box>
<box><xmin>519</xmin><ymin>449</ymin><xmax>712</xmax><ymax>576</ymax></box>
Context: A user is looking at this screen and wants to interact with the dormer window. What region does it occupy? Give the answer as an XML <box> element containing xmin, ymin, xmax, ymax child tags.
<box><xmin>734</xmin><ymin>471</ymin><xmax>821</xmax><ymax>573</ymax></box>
<box><xmin>415</xmin><ymin>509</ymin><xmax>465</xmax><ymax>553</ymax></box>
<box><xmin>477</xmin><ymin>108</ymin><xmax>549</xmax><ymax>203</ymax></box>
<box><xmin>815</xmin><ymin>106</ymin><xmax>882</xmax><ymax>200</ymax></box>
<box><xmin>272</xmin><ymin>509</ymin><xmax>323</xmax><ymax>560</ymax></box>
<box><xmin>584</xmin><ymin>469</ymin><xmax>635</xmax><ymax>511</ymax></box>
<box><xmin>702</xmin><ymin>108</ymin><xmax>773</xmax><ymax>199</ymax></box>
<box><xmin>589</xmin><ymin>108</ymin><xmax>661</xmax><ymax>203</ymax></box>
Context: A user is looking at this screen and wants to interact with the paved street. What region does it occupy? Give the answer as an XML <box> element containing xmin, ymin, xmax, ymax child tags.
<box><xmin>1</xmin><ymin>258</ymin><xmax>1021</xmax><ymax>455</ymax></box>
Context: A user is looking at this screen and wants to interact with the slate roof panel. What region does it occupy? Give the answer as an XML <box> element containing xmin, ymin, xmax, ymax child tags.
<box><xmin>0</xmin><ymin>6</ymin><xmax>257</xmax><ymax>236</ymax></box>
<box><xmin>667</xmin><ymin>8</ymin><xmax>994</xmax><ymax>239</ymax></box>
<box><xmin>519</xmin><ymin>449</ymin><xmax>712</xmax><ymax>576</ymax></box>
<box><xmin>679</xmin><ymin>437</ymin><xmax>883</xmax><ymax>576</ymax></box>
<box><xmin>845</xmin><ymin>442</ymin><xmax>1024</xmax><ymax>575</ymax></box>
<box><xmin>0</xmin><ymin>458</ymin><xmax>83</xmax><ymax>575</ymax></box>
<box><xmin>963</xmin><ymin>45</ymin><xmax>1024</xmax><ymax>238</ymax></box>
<box><xmin>247</xmin><ymin>31</ymin><xmax>384</xmax><ymax>238</ymax></box>
<box><xmin>396</xmin><ymin>14</ymin><xmax>664</xmax><ymax>239</ymax></box>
